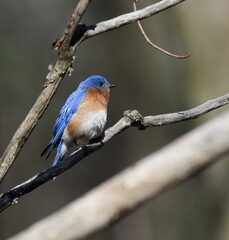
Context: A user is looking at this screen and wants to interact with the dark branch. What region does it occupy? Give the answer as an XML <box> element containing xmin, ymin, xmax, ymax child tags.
<box><xmin>0</xmin><ymin>93</ymin><xmax>229</xmax><ymax>212</ymax></box>
<box><xmin>7</xmin><ymin>109</ymin><xmax>229</xmax><ymax>240</ymax></box>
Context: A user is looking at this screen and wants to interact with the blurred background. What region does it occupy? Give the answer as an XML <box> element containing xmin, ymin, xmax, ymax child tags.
<box><xmin>1</xmin><ymin>0</ymin><xmax>229</xmax><ymax>239</ymax></box>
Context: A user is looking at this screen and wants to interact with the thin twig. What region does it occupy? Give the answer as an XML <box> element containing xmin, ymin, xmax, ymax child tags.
<box><xmin>1</xmin><ymin>93</ymin><xmax>229</xmax><ymax>213</ymax></box>
<box><xmin>133</xmin><ymin>0</ymin><xmax>190</xmax><ymax>59</ymax></box>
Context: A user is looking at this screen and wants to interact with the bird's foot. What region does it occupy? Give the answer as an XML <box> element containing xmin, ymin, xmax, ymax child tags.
<box><xmin>89</xmin><ymin>133</ymin><xmax>105</xmax><ymax>146</ymax></box>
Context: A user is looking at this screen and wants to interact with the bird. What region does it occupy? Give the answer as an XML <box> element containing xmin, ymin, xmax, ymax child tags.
<box><xmin>41</xmin><ymin>75</ymin><xmax>115</xmax><ymax>167</ymax></box>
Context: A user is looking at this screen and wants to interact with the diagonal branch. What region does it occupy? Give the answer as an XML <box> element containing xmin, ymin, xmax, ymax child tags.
<box><xmin>0</xmin><ymin>0</ymin><xmax>92</xmax><ymax>183</ymax></box>
<box><xmin>0</xmin><ymin>93</ymin><xmax>229</xmax><ymax>213</ymax></box>
<box><xmin>0</xmin><ymin>0</ymin><xmax>188</xmax><ymax>183</ymax></box>
<box><xmin>7</xmin><ymin>109</ymin><xmax>229</xmax><ymax>240</ymax></box>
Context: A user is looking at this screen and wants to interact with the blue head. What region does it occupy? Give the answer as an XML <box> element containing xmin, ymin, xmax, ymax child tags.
<box><xmin>79</xmin><ymin>75</ymin><xmax>115</xmax><ymax>91</ymax></box>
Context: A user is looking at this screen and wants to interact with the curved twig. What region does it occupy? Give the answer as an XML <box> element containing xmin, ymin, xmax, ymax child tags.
<box><xmin>133</xmin><ymin>0</ymin><xmax>190</xmax><ymax>59</ymax></box>
<box><xmin>0</xmin><ymin>0</ymin><xmax>188</xmax><ymax>183</ymax></box>
<box><xmin>0</xmin><ymin>93</ymin><xmax>228</xmax><ymax>213</ymax></box>
<box><xmin>84</xmin><ymin>0</ymin><xmax>188</xmax><ymax>39</ymax></box>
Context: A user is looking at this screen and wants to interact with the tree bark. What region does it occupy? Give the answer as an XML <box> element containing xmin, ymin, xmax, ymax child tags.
<box><xmin>7</xmin><ymin>109</ymin><xmax>229</xmax><ymax>240</ymax></box>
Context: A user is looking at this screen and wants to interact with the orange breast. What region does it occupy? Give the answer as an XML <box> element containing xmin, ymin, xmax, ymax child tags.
<box><xmin>83</xmin><ymin>88</ymin><xmax>110</xmax><ymax>110</ymax></box>
<box><xmin>66</xmin><ymin>88</ymin><xmax>110</xmax><ymax>138</ymax></box>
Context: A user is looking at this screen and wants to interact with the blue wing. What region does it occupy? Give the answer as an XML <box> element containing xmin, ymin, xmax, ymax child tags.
<box><xmin>41</xmin><ymin>88</ymin><xmax>86</xmax><ymax>158</ymax></box>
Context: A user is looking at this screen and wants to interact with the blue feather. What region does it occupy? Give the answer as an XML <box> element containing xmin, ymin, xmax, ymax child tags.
<box><xmin>41</xmin><ymin>88</ymin><xmax>86</xmax><ymax>158</ymax></box>
<box><xmin>41</xmin><ymin>75</ymin><xmax>112</xmax><ymax>165</ymax></box>
<box><xmin>52</xmin><ymin>140</ymin><xmax>63</xmax><ymax>167</ymax></box>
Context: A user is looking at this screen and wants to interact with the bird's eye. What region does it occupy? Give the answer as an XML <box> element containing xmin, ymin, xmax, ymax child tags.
<box><xmin>98</xmin><ymin>82</ymin><xmax>103</xmax><ymax>86</ymax></box>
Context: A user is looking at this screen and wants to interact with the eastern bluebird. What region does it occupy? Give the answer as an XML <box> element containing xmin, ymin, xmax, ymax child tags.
<box><xmin>41</xmin><ymin>75</ymin><xmax>115</xmax><ymax>167</ymax></box>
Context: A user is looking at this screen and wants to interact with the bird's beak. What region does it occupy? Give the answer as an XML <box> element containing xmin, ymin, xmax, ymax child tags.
<box><xmin>109</xmin><ymin>84</ymin><xmax>116</xmax><ymax>88</ymax></box>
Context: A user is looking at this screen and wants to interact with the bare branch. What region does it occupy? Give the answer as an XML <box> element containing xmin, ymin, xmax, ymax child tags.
<box><xmin>133</xmin><ymin>0</ymin><xmax>190</xmax><ymax>59</ymax></box>
<box><xmin>84</xmin><ymin>0</ymin><xmax>188</xmax><ymax>39</ymax></box>
<box><xmin>1</xmin><ymin>93</ymin><xmax>229</xmax><ymax>213</ymax></box>
<box><xmin>7</xmin><ymin>109</ymin><xmax>229</xmax><ymax>240</ymax></box>
<box><xmin>0</xmin><ymin>0</ymin><xmax>188</xmax><ymax>183</ymax></box>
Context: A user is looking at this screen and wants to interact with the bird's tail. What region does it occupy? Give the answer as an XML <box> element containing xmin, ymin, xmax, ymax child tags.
<box><xmin>40</xmin><ymin>141</ymin><xmax>54</xmax><ymax>159</ymax></box>
<box><xmin>52</xmin><ymin>140</ymin><xmax>64</xmax><ymax>167</ymax></box>
<box><xmin>51</xmin><ymin>141</ymin><xmax>64</xmax><ymax>181</ymax></box>
<box><xmin>51</xmin><ymin>152</ymin><xmax>61</xmax><ymax>181</ymax></box>
<box><xmin>52</xmin><ymin>152</ymin><xmax>61</xmax><ymax>167</ymax></box>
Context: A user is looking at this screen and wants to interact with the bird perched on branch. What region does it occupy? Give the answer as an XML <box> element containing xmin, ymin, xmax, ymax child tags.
<box><xmin>41</xmin><ymin>75</ymin><xmax>115</xmax><ymax>167</ymax></box>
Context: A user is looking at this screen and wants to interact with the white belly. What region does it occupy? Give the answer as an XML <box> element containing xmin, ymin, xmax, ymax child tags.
<box><xmin>77</xmin><ymin>110</ymin><xmax>107</xmax><ymax>146</ymax></box>
<box><xmin>62</xmin><ymin>110</ymin><xmax>107</xmax><ymax>151</ymax></box>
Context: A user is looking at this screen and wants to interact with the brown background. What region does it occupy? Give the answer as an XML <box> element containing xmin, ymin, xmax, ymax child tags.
<box><xmin>1</xmin><ymin>0</ymin><xmax>229</xmax><ymax>239</ymax></box>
